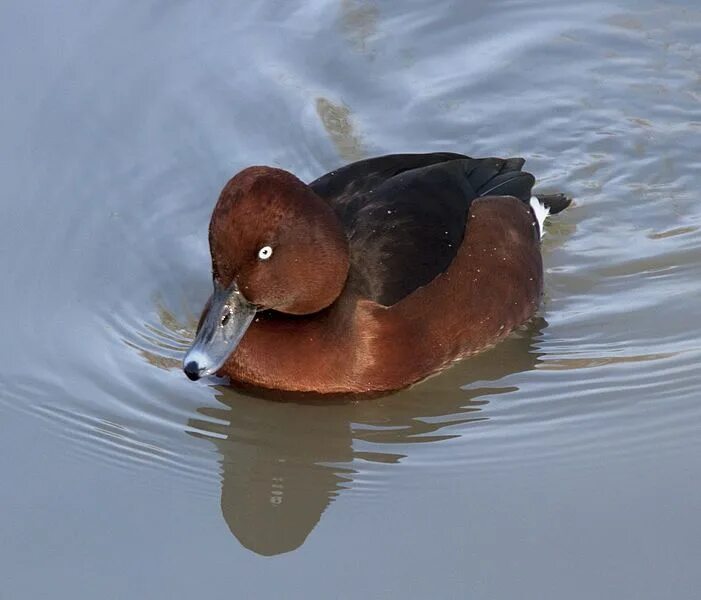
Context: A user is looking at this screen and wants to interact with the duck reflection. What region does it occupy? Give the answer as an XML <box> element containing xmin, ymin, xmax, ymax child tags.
<box><xmin>186</xmin><ymin>318</ymin><xmax>546</xmax><ymax>556</ymax></box>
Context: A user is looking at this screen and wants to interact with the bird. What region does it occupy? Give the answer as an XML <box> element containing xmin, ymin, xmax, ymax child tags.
<box><xmin>183</xmin><ymin>152</ymin><xmax>570</xmax><ymax>397</ymax></box>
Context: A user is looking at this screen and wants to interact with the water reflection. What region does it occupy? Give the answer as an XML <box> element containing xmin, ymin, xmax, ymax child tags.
<box><xmin>339</xmin><ymin>0</ymin><xmax>379</xmax><ymax>54</ymax></box>
<box><xmin>315</xmin><ymin>97</ymin><xmax>366</xmax><ymax>162</ymax></box>
<box><xmin>187</xmin><ymin>319</ymin><xmax>545</xmax><ymax>555</ymax></box>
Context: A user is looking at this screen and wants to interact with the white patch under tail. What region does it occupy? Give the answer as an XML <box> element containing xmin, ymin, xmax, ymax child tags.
<box><xmin>530</xmin><ymin>196</ymin><xmax>550</xmax><ymax>240</ymax></box>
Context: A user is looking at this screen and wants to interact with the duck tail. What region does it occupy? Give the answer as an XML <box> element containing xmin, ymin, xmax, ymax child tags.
<box><xmin>529</xmin><ymin>193</ymin><xmax>572</xmax><ymax>240</ymax></box>
<box><xmin>533</xmin><ymin>192</ymin><xmax>571</xmax><ymax>215</ymax></box>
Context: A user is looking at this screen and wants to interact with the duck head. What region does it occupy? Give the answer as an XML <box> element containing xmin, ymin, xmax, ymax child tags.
<box><xmin>183</xmin><ymin>166</ymin><xmax>350</xmax><ymax>381</ymax></box>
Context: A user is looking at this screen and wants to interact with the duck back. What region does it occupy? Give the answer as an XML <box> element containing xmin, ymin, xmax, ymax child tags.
<box><xmin>310</xmin><ymin>153</ymin><xmax>536</xmax><ymax>306</ymax></box>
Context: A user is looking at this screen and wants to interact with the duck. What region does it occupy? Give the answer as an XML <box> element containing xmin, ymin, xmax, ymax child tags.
<box><xmin>182</xmin><ymin>152</ymin><xmax>570</xmax><ymax>397</ymax></box>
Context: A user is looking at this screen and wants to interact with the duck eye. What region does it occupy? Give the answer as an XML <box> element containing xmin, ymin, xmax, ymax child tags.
<box><xmin>258</xmin><ymin>245</ymin><xmax>273</xmax><ymax>260</ymax></box>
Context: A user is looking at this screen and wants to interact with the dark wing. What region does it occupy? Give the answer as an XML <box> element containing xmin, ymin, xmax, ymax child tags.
<box><xmin>309</xmin><ymin>152</ymin><xmax>469</xmax><ymax>202</ymax></box>
<box><xmin>310</xmin><ymin>153</ymin><xmax>536</xmax><ymax>306</ymax></box>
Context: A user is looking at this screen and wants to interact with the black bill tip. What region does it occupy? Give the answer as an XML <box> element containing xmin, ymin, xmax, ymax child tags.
<box><xmin>184</xmin><ymin>361</ymin><xmax>201</xmax><ymax>381</ymax></box>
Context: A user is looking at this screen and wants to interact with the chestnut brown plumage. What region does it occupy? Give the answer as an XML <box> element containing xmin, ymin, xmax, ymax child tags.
<box><xmin>186</xmin><ymin>152</ymin><xmax>570</xmax><ymax>397</ymax></box>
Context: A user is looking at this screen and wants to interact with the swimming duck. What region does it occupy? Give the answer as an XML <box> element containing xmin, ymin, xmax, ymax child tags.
<box><xmin>183</xmin><ymin>152</ymin><xmax>570</xmax><ymax>396</ymax></box>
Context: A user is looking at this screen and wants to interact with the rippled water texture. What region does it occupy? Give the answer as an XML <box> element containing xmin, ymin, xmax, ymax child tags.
<box><xmin>2</xmin><ymin>1</ymin><xmax>701</xmax><ymax>598</ymax></box>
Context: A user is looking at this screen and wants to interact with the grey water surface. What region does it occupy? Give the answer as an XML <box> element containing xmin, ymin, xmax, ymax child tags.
<box><xmin>2</xmin><ymin>0</ymin><xmax>701</xmax><ymax>598</ymax></box>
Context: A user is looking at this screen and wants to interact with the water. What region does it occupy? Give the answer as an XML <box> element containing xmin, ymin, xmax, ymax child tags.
<box><xmin>2</xmin><ymin>0</ymin><xmax>700</xmax><ymax>597</ymax></box>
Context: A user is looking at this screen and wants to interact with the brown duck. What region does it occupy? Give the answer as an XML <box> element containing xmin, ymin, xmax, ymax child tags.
<box><xmin>183</xmin><ymin>152</ymin><xmax>570</xmax><ymax>397</ymax></box>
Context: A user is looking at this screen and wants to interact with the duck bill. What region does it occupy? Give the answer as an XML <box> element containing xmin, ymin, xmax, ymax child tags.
<box><xmin>183</xmin><ymin>282</ymin><xmax>256</xmax><ymax>381</ymax></box>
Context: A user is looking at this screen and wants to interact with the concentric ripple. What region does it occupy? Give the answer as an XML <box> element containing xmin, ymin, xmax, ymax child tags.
<box><xmin>1</xmin><ymin>0</ymin><xmax>701</xmax><ymax>562</ymax></box>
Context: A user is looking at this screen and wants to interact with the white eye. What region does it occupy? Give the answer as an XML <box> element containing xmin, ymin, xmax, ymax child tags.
<box><xmin>258</xmin><ymin>245</ymin><xmax>273</xmax><ymax>260</ymax></box>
